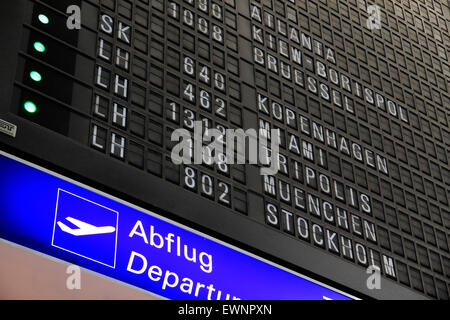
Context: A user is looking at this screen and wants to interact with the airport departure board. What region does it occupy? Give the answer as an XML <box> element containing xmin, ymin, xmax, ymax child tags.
<box><xmin>0</xmin><ymin>0</ymin><xmax>449</xmax><ymax>300</ymax></box>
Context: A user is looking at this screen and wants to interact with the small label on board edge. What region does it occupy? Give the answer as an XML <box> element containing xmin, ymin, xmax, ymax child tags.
<box><xmin>0</xmin><ymin>119</ymin><xmax>17</xmax><ymax>138</ymax></box>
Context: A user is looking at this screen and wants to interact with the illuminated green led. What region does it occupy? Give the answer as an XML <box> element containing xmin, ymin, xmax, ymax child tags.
<box><xmin>29</xmin><ymin>71</ymin><xmax>42</xmax><ymax>82</ymax></box>
<box><xmin>33</xmin><ymin>42</ymin><xmax>46</xmax><ymax>53</ymax></box>
<box><xmin>24</xmin><ymin>101</ymin><xmax>37</xmax><ymax>114</ymax></box>
<box><xmin>38</xmin><ymin>14</ymin><xmax>49</xmax><ymax>24</ymax></box>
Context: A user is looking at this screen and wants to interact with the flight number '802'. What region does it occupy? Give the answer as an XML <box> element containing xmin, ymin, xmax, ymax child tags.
<box><xmin>184</xmin><ymin>166</ymin><xmax>231</xmax><ymax>206</ymax></box>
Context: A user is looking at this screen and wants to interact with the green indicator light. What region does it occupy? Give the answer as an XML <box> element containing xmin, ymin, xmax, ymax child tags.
<box><xmin>33</xmin><ymin>42</ymin><xmax>46</xmax><ymax>53</ymax></box>
<box><xmin>24</xmin><ymin>101</ymin><xmax>37</xmax><ymax>114</ymax></box>
<box><xmin>29</xmin><ymin>71</ymin><xmax>42</xmax><ymax>82</ymax></box>
<box><xmin>38</xmin><ymin>14</ymin><xmax>49</xmax><ymax>24</ymax></box>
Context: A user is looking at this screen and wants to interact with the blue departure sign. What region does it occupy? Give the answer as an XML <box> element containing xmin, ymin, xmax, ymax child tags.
<box><xmin>0</xmin><ymin>151</ymin><xmax>356</xmax><ymax>300</ymax></box>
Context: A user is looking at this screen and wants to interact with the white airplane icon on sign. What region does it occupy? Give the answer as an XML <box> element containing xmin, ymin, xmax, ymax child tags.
<box><xmin>57</xmin><ymin>217</ymin><xmax>116</xmax><ymax>236</ymax></box>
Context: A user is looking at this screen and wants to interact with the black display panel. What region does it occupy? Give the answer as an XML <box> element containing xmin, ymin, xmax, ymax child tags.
<box><xmin>0</xmin><ymin>0</ymin><xmax>448</xmax><ymax>300</ymax></box>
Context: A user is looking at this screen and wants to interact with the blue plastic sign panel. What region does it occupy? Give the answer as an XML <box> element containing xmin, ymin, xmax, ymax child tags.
<box><xmin>0</xmin><ymin>151</ymin><xmax>357</xmax><ymax>300</ymax></box>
